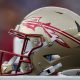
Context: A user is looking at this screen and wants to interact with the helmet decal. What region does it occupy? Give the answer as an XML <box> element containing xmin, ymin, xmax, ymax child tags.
<box><xmin>23</xmin><ymin>17</ymin><xmax>78</xmax><ymax>48</ymax></box>
<box><xmin>22</xmin><ymin>17</ymin><xmax>80</xmax><ymax>48</ymax></box>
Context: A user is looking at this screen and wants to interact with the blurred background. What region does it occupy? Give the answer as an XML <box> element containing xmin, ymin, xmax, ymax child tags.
<box><xmin>0</xmin><ymin>0</ymin><xmax>80</xmax><ymax>52</ymax></box>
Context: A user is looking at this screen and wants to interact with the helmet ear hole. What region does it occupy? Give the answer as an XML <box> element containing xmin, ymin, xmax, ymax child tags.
<box><xmin>44</xmin><ymin>54</ymin><xmax>60</xmax><ymax>62</ymax></box>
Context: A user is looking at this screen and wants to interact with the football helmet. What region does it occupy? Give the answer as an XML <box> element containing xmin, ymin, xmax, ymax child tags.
<box><xmin>0</xmin><ymin>6</ymin><xmax>80</xmax><ymax>76</ymax></box>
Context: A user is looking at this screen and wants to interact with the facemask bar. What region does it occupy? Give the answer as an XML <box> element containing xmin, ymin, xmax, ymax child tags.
<box><xmin>9</xmin><ymin>29</ymin><xmax>43</xmax><ymax>56</ymax></box>
<box><xmin>0</xmin><ymin>29</ymin><xmax>43</xmax><ymax>76</ymax></box>
<box><xmin>0</xmin><ymin>50</ymin><xmax>30</xmax><ymax>76</ymax></box>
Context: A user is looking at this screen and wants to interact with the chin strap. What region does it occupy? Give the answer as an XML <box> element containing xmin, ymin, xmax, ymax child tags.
<box><xmin>40</xmin><ymin>63</ymin><xmax>62</xmax><ymax>76</ymax></box>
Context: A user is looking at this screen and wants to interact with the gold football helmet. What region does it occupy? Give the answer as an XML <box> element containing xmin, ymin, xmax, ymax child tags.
<box><xmin>0</xmin><ymin>7</ymin><xmax>80</xmax><ymax>76</ymax></box>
